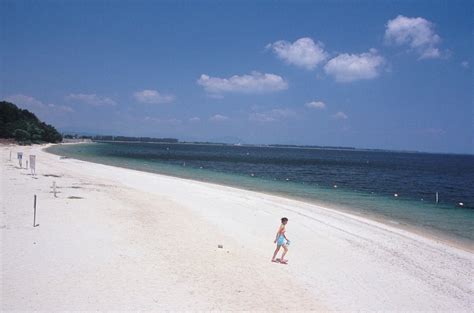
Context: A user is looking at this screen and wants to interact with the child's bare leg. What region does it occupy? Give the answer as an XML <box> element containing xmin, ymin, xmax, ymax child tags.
<box><xmin>281</xmin><ymin>245</ymin><xmax>288</xmax><ymax>261</ymax></box>
<box><xmin>272</xmin><ymin>246</ymin><xmax>281</xmax><ymax>261</ymax></box>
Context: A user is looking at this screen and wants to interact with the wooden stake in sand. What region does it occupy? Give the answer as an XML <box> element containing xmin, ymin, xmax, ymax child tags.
<box><xmin>53</xmin><ymin>181</ymin><xmax>57</xmax><ymax>198</ymax></box>
<box><xmin>33</xmin><ymin>195</ymin><xmax>39</xmax><ymax>227</ymax></box>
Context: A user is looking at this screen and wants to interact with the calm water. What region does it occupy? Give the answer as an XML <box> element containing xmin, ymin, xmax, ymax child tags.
<box><xmin>47</xmin><ymin>142</ymin><xmax>474</xmax><ymax>244</ymax></box>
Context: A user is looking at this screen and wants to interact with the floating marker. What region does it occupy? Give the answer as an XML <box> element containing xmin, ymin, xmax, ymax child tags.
<box><xmin>436</xmin><ymin>192</ymin><xmax>439</xmax><ymax>204</ymax></box>
<box><xmin>334</xmin><ymin>185</ymin><xmax>337</xmax><ymax>188</ymax></box>
<box><xmin>250</xmin><ymin>173</ymin><xmax>254</xmax><ymax>177</ymax></box>
<box><xmin>458</xmin><ymin>202</ymin><xmax>464</xmax><ymax>206</ymax></box>
<box><xmin>394</xmin><ymin>193</ymin><xmax>399</xmax><ymax>197</ymax></box>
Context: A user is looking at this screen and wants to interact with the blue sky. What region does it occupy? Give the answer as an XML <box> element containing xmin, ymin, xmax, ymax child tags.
<box><xmin>1</xmin><ymin>0</ymin><xmax>472</xmax><ymax>154</ymax></box>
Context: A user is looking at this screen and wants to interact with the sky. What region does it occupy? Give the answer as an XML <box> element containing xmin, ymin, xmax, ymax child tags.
<box><xmin>1</xmin><ymin>0</ymin><xmax>472</xmax><ymax>154</ymax></box>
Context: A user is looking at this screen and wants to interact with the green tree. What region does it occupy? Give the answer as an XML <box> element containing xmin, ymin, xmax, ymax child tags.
<box><xmin>12</xmin><ymin>129</ymin><xmax>31</xmax><ymax>141</ymax></box>
<box><xmin>0</xmin><ymin>101</ymin><xmax>63</xmax><ymax>143</ymax></box>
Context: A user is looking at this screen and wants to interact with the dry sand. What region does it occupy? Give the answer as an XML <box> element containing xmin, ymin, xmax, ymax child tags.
<box><xmin>1</xmin><ymin>144</ymin><xmax>473</xmax><ymax>312</ymax></box>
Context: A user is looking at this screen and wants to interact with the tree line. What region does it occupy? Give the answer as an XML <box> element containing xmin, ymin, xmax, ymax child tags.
<box><xmin>0</xmin><ymin>101</ymin><xmax>63</xmax><ymax>144</ymax></box>
<box><xmin>64</xmin><ymin>134</ymin><xmax>178</xmax><ymax>143</ymax></box>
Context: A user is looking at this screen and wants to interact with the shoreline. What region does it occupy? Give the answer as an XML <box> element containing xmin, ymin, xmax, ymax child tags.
<box><xmin>2</xmin><ymin>143</ymin><xmax>473</xmax><ymax>311</ymax></box>
<box><xmin>45</xmin><ymin>142</ymin><xmax>473</xmax><ymax>253</ymax></box>
<box><xmin>83</xmin><ymin>139</ymin><xmax>474</xmax><ymax>156</ymax></box>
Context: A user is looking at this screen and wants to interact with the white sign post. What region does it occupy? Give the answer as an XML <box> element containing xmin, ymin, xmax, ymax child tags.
<box><xmin>29</xmin><ymin>155</ymin><xmax>36</xmax><ymax>175</ymax></box>
<box><xmin>17</xmin><ymin>152</ymin><xmax>23</xmax><ymax>168</ymax></box>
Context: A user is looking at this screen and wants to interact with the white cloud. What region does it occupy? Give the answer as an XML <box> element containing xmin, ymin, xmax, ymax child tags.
<box><xmin>66</xmin><ymin>93</ymin><xmax>116</xmax><ymax>106</ymax></box>
<box><xmin>5</xmin><ymin>94</ymin><xmax>74</xmax><ymax>113</ymax></box>
<box><xmin>47</xmin><ymin>103</ymin><xmax>75</xmax><ymax>112</ymax></box>
<box><xmin>144</xmin><ymin>116</ymin><xmax>182</xmax><ymax>125</ymax></box>
<box><xmin>305</xmin><ymin>101</ymin><xmax>326</xmax><ymax>109</ymax></box>
<box><xmin>461</xmin><ymin>61</ymin><xmax>469</xmax><ymax>69</ymax></box>
<box><xmin>385</xmin><ymin>15</ymin><xmax>442</xmax><ymax>59</ymax></box>
<box><xmin>324</xmin><ymin>49</ymin><xmax>385</xmax><ymax>82</ymax></box>
<box><xmin>5</xmin><ymin>94</ymin><xmax>44</xmax><ymax>107</ymax></box>
<box><xmin>197</xmin><ymin>71</ymin><xmax>288</xmax><ymax>95</ymax></box>
<box><xmin>189</xmin><ymin>117</ymin><xmax>201</xmax><ymax>122</ymax></box>
<box><xmin>333</xmin><ymin>111</ymin><xmax>348</xmax><ymax>120</ymax></box>
<box><xmin>133</xmin><ymin>90</ymin><xmax>174</xmax><ymax>104</ymax></box>
<box><xmin>249</xmin><ymin>108</ymin><xmax>296</xmax><ymax>123</ymax></box>
<box><xmin>267</xmin><ymin>37</ymin><xmax>328</xmax><ymax>70</ymax></box>
<box><xmin>209</xmin><ymin>114</ymin><xmax>229</xmax><ymax>122</ymax></box>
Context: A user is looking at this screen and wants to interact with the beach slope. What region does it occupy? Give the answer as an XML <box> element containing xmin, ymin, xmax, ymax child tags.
<box><xmin>1</xmin><ymin>144</ymin><xmax>472</xmax><ymax>311</ymax></box>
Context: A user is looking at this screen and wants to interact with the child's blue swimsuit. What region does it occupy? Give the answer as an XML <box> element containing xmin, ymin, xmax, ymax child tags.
<box><xmin>277</xmin><ymin>235</ymin><xmax>286</xmax><ymax>246</ymax></box>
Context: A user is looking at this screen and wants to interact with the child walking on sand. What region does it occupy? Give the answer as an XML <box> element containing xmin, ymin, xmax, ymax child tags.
<box><xmin>272</xmin><ymin>217</ymin><xmax>290</xmax><ymax>264</ymax></box>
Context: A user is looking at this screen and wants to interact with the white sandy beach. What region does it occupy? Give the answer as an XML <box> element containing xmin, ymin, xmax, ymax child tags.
<box><xmin>1</xmin><ymin>144</ymin><xmax>473</xmax><ymax>311</ymax></box>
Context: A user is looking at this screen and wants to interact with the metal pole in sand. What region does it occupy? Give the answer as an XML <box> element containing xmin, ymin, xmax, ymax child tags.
<box><xmin>33</xmin><ymin>195</ymin><xmax>38</xmax><ymax>227</ymax></box>
<box><xmin>53</xmin><ymin>181</ymin><xmax>57</xmax><ymax>198</ymax></box>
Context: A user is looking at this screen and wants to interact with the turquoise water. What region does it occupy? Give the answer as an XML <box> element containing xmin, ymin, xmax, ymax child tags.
<box><xmin>46</xmin><ymin>142</ymin><xmax>474</xmax><ymax>245</ymax></box>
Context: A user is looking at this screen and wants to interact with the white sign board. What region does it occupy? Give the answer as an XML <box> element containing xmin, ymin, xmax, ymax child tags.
<box><xmin>29</xmin><ymin>155</ymin><xmax>36</xmax><ymax>175</ymax></box>
<box><xmin>17</xmin><ymin>152</ymin><xmax>23</xmax><ymax>168</ymax></box>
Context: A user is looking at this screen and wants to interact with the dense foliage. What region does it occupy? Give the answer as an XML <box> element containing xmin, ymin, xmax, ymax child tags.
<box><xmin>0</xmin><ymin>101</ymin><xmax>63</xmax><ymax>144</ymax></box>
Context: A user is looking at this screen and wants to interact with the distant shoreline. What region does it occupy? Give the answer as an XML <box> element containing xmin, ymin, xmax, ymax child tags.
<box><xmin>55</xmin><ymin>139</ymin><xmax>474</xmax><ymax>156</ymax></box>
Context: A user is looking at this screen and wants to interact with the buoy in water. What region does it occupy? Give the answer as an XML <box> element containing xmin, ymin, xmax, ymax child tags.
<box><xmin>458</xmin><ymin>202</ymin><xmax>464</xmax><ymax>206</ymax></box>
<box><xmin>394</xmin><ymin>193</ymin><xmax>399</xmax><ymax>197</ymax></box>
<box><xmin>334</xmin><ymin>185</ymin><xmax>338</xmax><ymax>188</ymax></box>
<box><xmin>250</xmin><ymin>173</ymin><xmax>254</xmax><ymax>177</ymax></box>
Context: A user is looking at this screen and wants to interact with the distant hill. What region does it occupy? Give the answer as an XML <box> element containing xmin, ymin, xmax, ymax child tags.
<box><xmin>0</xmin><ymin>101</ymin><xmax>62</xmax><ymax>144</ymax></box>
